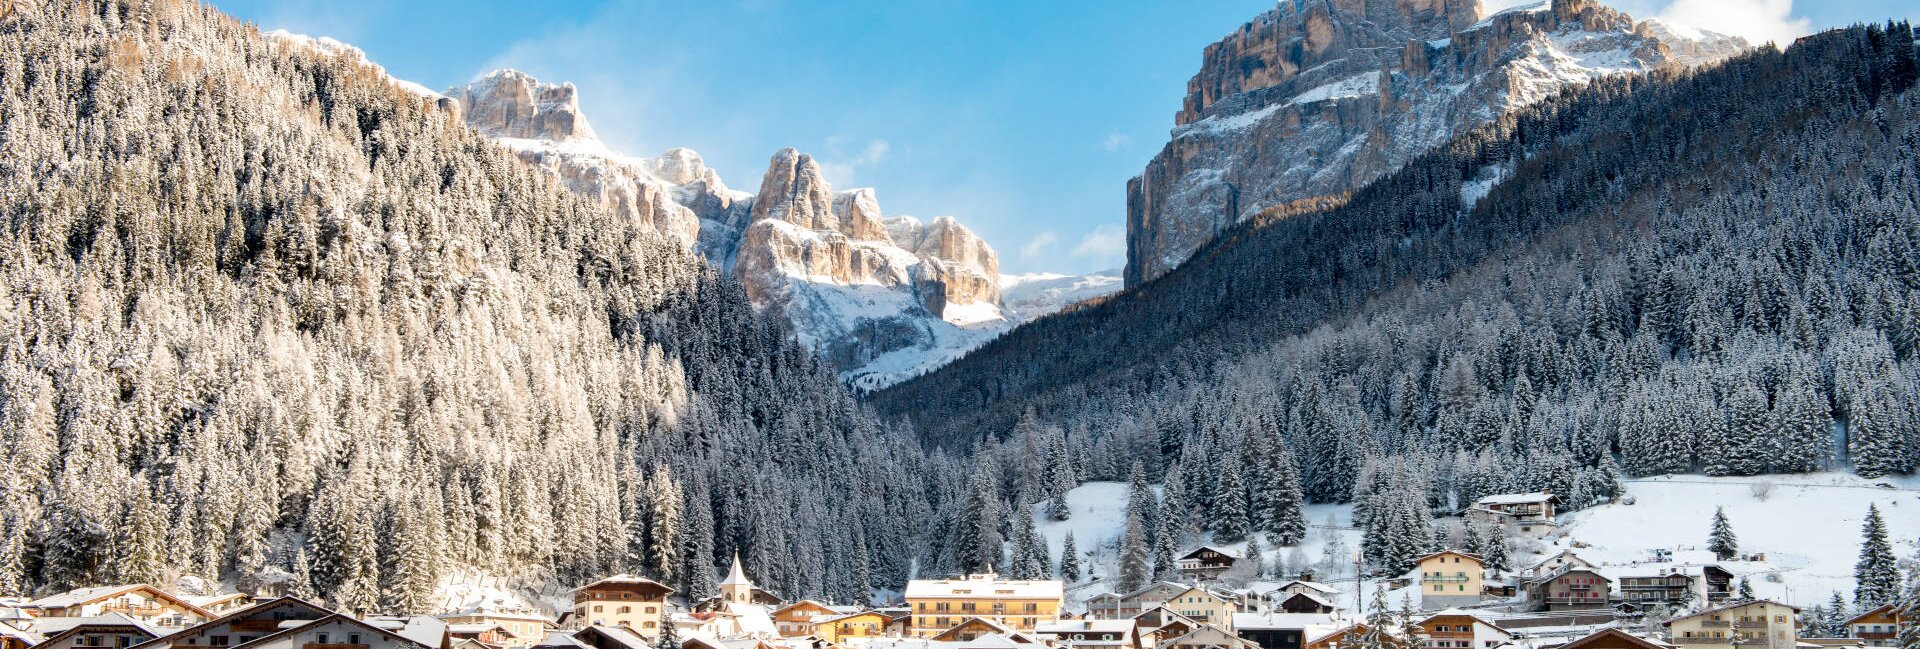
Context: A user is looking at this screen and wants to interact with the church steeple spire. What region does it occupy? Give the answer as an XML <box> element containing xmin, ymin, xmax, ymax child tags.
<box><xmin>721</xmin><ymin>553</ymin><xmax>753</xmax><ymax>604</ymax></box>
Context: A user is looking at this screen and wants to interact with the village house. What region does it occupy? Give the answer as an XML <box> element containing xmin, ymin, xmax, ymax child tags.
<box><xmin>769</xmin><ymin>601</ymin><xmax>854</xmax><ymax>637</ymax></box>
<box><xmin>1414</xmin><ymin>552</ymin><xmax>1485</xmax><ymax>610</ymax></box>
<box><xmin>683</xmin><ymin>558</ymin><xmax>779</xmax><ymax>640</ymax></box>
<box><xmin>1268</xmin><ymin>592</ymin><xmax>1336</xmax><ymax>616</ymax></box>
<box><xmin>812</xmin><ymin>612</ymin><xmax>892</xmax><ymax>644</ymax></box>
<box><xmin>437</xmin><ymin>608</ymin><xmax>555</xmax><ymax>647</ymax></box>
<box><xmin>28</xmin><ymin>613</ymin><xmax>162</xmax><ymax>649</ymax></box>
<box><xmin>446</xmin><ymin>624</ymin><xmax>517</xmax><ymax>649</ymax></box>
<box><xmin>1664</xmin><ymin>600</ymin><xmax>1799</xmax><ymax>649</ymax></box>
<box><xmin>570</xmin><ymin>575</ymin><xmax>674</xmax><ymax>639</ymax></box>
<box><xmin>1090</xmin><ymin>584</ymin><xmax>1202</xmax><ymax>621</ymax></box>
<box><xmin>1524</xmin><ymin>552</ymin><xmax>1597</xmax><ymax>579</ymax></box>
<box><xmin>905</xmin><ymin>573</ymin><xmax>1063</xmax><ymax>638</ymax></box>
<box><xmin>25</xmin><ymin>585</ymin><xmax>214</xmax><ymax>631</ymax></box>
<box><xmin>1163</xmin><ymin>588</ymin><xmax>1237</xmax><ymax>633</ymax></box>
<box><xmin>1176</xmin><ymin>548</ymin><xmax>1242</xmax><ymax>583</ymax></box>
<box><xmin>1130</xmin><ymin>608</ymin><xmax>1197</xmax><ymax>649</ymax></box>
<box><xmin>1844</xmin><ymin>604</ymin><xmax>1902</xmax><ymax>647</ymax></box>
<box><xmin>931</xmin><ymin>618</ymin><xmax>1025</xmax><ymax>643</ymax></box>
<box><xmin>1413</xmin><ymin>610</ymin><xmax>1510</xmax><ymax>649</ymax></box>
<box><xmin>1520</xmin><ymin>567</ymin><xmax>1612</xmax><ymax>611</ymax></box>
<box><xmin>1541</xmin><ymin>629</ymin><xmax>1673</xmax><ymax>649</ymax></box>
<box><xmin>183</xmin><ymin>596</ymin><xmax>252</xmax><ymax>617</ymax></box>
<box><xmin>1304</xmin><ymin>624</ymin><xmax>1409</xmax><ymax>649</ymax></box>
<box><xmin>1460</xmin><ymin>494</ymin><xmax>1559</xmax><ymax>535</ymax></box>
<box><xmin>0</xmin><ymin>623</ymin><xmax>37</xmax><ymax>649</ymax></box>
<box><xmin>566</xmin><ymin>625</ymin><xmax>651</xmax><ymax>649</ymax></box>
<box><xmin>1617</xmin><ymin>566</ymin><xmax>1734</xmax><ymax>609</ymax></box>
<box><xmin>129</xmin><ymin>597</ymin><xmax>331</xmax><ymax>649</ymax></box>
<box><xmin>221</xmin><ymin>614</ymin><xmax>442</xmax><ymax>649</ymax></box>
<box><xmin>1032</xmin><ymin>619</ymin><xmax>1135</xmax><ymax>649</ymax></box>
<box><xmin>1155</xmin><ymin>625</ymin><xmax>1255</xmax><ymax>649</ymax></box>
<box><xmin>1232</xmin><ymin>613</ymin><xmax>1339</xmax><ymax>649</ymax></box>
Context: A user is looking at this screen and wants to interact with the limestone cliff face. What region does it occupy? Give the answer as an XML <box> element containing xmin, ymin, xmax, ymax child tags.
<box><xmin>450</xmin><ymin>75</ymin><xmax>1015</xmax><ymax>382</ymax></box>
<box><xmin>1126</xmin><ymin>0</ymin><xmax>1747</xmax><ymax>286</ymax></box>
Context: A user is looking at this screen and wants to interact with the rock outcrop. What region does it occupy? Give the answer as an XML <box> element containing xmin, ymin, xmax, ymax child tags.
<box><xmin>1126</xmin><ymin>0</ymin><xmax>1748</xmax><ymax>286</ymax></box>
<box><xmin>449</xmin><ymin>75</ymin><xmax>1017</xmax><ymax>386</ymax></box>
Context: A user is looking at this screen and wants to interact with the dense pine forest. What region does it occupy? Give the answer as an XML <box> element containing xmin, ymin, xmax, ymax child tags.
<box><xmin>0</xmin><ymin>0</ymin><xmax>947</xmax><ymax>609</ymax></box>
<box><xmin>878</xmin><ymin>23</ymin><xmax>1920</xmax><ymax>518</ymax></box>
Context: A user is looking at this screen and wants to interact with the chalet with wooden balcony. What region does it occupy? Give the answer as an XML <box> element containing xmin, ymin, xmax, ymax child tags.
<box><xmin>1413</xmin><ymin>610</ymin><xmax>1510</xmax><ymax>649</ymax></box>
<box><xmin>25</xmin><ymin>586</ymin><xmax>213</xmax><ymax>631</ymax></box>
<box><xmin>569</xmin><ymin>576</ymin><xmax>674</xmax><ymax>639</ymax></box>
<box><xmin>130</xmin><ymin>596</ymin><xmax>332</xmax><ymax>649</ymax></box>
<box><xmin>1616</xmin><ymin>566</ymin><xmax>1735</xmax><ymax>609</ymax></box>
<box><xmin>435</xmin><ymin>609</ymin><xmax>554</xmax><ymax>648</ymax></box>
<box><xmin>1844</xmin><ymin>604</ymin><xmax>1901</xmax><ymax>647</ymax></box>
<box><xmin>1520</xmin><ymin>568</ymin><xmax>1612</xmax><ymax>612</ymax></box>
<box><xmin>1460</xmin><ymin>494</ymin><xmax>1559</xmax><ymax>535</ymax></box>
<box><xmin>1664</xmin><ymin>600</ymin><xmax>1798</xmax><ymax>649</ymax></box>
<box><xmin>1175</xmin><ymin>548</ymin><xmax>1242</xmax><ymax>582</ymax></box>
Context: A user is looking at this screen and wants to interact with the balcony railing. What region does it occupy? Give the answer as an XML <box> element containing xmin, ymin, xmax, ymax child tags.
<box><xmin>1672</xmin><ymin>638</ymin><xmax>1728</xmax><ymax>645</ymax></box>
<box><xmin>1734</xmin><ymin>621</ymin><xmax>1767</xmax><ymax>629</ymax></box>
<box><xmin>1855</xmin><ymin>632</ymin><xmax>1895</xmax><ymax>640</ymax></box>
<box><xmin>1426</xmin><ymin>576</ymin><xmax>1471</xmax><ymax>583</ymax></box>
<box><xmin>303</xmin><ymin>644</ymin><xmax>369</xmax><ymax>649</ymax></box>
<box><xmin>1701</xmin><ymin>621</ymin><xmax>1731</xmax><ymax>628</ymax></box>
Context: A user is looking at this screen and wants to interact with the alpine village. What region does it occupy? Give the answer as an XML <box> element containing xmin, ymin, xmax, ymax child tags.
<box><xmin>2</xmin><ymin>5</ymin><xmax>1920</xmax><ymax>649</ymax></box>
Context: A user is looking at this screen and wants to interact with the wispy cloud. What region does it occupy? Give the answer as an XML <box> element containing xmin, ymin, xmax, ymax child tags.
<box><xmin>819</xmin><ymin>137</ymin><xmax>893</xmax><ymax>187</ymax></box>
<box><xmin>1020</xmin><ymin>231</ymin><xmax>1060</xmax><ymax>260</ymax></box>
<box><xmin>1101</xmin><ymin>132</ymin><xmax>1133</xmax><ymax>152</ymax></box>
<box><xmin>1071</xmin><ymin>224</ymin><xmax>1127</xmax><ymax>264</ymax></box>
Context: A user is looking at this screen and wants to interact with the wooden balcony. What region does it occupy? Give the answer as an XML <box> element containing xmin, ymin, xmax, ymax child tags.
<box><xmin>1672</xmin><ymin>638</ymin><xmax>1728</xmax><ymax>645</ymax></box>
<box><xmin>231</xmin><ymin>621</ymin><xmax>283</xmax><ymax>633</ymax></box>
<box><xmin>103</xmin><ymin>604</ymin><xmax>165</xmax><ymax>617</ymax></box>
<box><xmin>1700</xmin><ymin>621</ymin><xmax>1730</xmax><ymax>628</ymax></box>
<box><xmin>1855</xmin><ymin>632</ymin><xmax>1895</xmax><ymax>640</ymax></box>
<box><xmin>303</xmin><ymin>643</ymin><xmax>368</xmax><ymax>649</ymax></box>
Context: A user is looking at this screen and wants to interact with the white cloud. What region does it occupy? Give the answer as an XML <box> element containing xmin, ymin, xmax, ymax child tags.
<box><xmin>1021</xmin><ymin>231</ymin><xmax>1060</xmax><ymax>260</ymax></box>
<box><xmin>1656</xmin><ymin>0</ymin><xmax>1810</xmax><ymax>46</ymax></box>
<box><xmin>1101</xmin><ymin>132</ymin><xmax>1133</xmax><ymax>152</ymax></box>
<box><xmin>1483</xmin><ymin>0</ymin><xmax>1811</xmax><ymax>47</ymax></box>
<box><xmin>1071</xmin><ymin>224</ymin><xmax>1127</xmax><ymax>263</ymax></box>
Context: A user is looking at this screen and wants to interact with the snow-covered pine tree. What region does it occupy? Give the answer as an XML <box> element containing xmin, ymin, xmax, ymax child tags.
<box><xmin>1257</xmin><ymin>440</ymin><xmax>1308</xmax><ymax>545</ymax></box>
<box><xmin>1856</xmin><ymin>504</ymin><xmax>1901</xmax><ymax>607</ymax></box>
<box><xmin>1210</xmin><ymin>458</ymin><xmax>1252</xmax><ymax>542</ymax></box>
<box><xmin>1061</xmin><ymin>532</ymin><xmax>1081</xmax><ymax>581</ymax></box>
<box><xmin>1708</xmin><ymin>507</ymin><xmax>1739</xmax><ymax>560</ymax></box>
<box><xmin>1822</xmin><ymin>592</ymin><xmax>1851</xmax><ymax>637</ymax></box>
<box><xmin>1116</xmin><ymin>506</ymin><xmax>1152</xmax><ymax>593</ymax></box>
<box><xmin>1484</xmin><ymin>524</ymin><xmax>1510</xmax><ymax>575</ymax></box>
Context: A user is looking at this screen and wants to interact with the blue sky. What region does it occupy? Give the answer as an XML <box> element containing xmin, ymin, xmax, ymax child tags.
<box><xmin>217</xmin><ymin>0</ymin><xmax>1917</xmax><ymax>275</ymax></box>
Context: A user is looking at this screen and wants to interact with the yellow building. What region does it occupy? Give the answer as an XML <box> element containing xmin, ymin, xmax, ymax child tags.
<box><xmin>1165</xmin><ymin>587</ymin><xmax>1238</xmax><ymax>632</ymax></box>
<box><xmin>814</xmin><ymin>612</ymin><xmax>893</xmax><ymax>643</ymax></box>
<box><xmin>1415</xmin><ymin>551</ymin><xmax>1485</xmax><ymax>610</ymax></box>
<box><xmin>904</xmin><ymin>573</ymin><xmax>1064</xmax><ymax>637</ymax></box>
<box><xmin>1665</xmin><ymin>599</ymin><xmax>1799</xmax><ymax>649</ymax></box>
<box><xmin>571</xmin><ymin>575</ymin><xmax>674</xmax><ymax>638</ymax></box>
<box><xmin>437</xmin><ymin>607</ymin><xmax>556</xmax><ymax>646</ymax></box>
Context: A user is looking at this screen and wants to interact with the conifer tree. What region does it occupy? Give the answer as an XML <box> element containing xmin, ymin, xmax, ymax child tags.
<box><xmin>1708</xmin><ymin>507</ymin><xmax>1739</xmax><ymax>560</ymax></box>
<box><xmin>1257</xmin><ymin>446</ymin><xmax>1309</xmax><ymax>545</ymax></box>
<box><xmin>1210</xmin><ymin>459</ymin><xmax>1251</xmax><ymax>542</ymax></box>
<box><xmin>1856</xmin><ymin>505</ymin><xmax>1901</xmax><ymax>607</ymax></box>
<box><xmin>1116</xmin><ymin>507</ymin><xmax>1152</xmax><ymax>593</ymax></box>
<box><xmin>1061</xmin><ymin>532</ymin><xmax>1081</xmax><ymax>582</ymax></box>
<box><xmin>1484</xmin><ymin>524</ymin><xmax>1511</xmax><ymax>575</ymax></box>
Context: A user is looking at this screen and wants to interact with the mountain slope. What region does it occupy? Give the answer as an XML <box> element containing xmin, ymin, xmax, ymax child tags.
<box><xmin>0</xmin><ymin>0</ymin><xmax>937</xmax><ymax>607</ymax></box>
<box><xmin>876</xmin><ymin>20</ymin><xmax>1920</xmax><ymax>498</ymax></box>
<box><xmin>1125</xmin><ymin>0</ymin><xmax>1747</xmax><ymax>286</ymax></box>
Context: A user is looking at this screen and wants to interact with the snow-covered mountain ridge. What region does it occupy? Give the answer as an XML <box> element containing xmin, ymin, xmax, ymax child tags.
<box><xmin>1125</xmin><ymin>0</ymin><xmax>1749</xmax><ymax>286</ymax></box>
<box><xmin>440</xmin><ymin>70</ymin><xmax>1118</xmax><ymax>388</ymax></box>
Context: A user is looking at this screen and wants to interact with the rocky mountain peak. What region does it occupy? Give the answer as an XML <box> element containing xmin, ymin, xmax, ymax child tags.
<box><xmin>1128</xmin><ymin>0</ymin><xmax>1748</xmax><ymax>286</ymax></box>
<box><xmin>750</xmin><ymin>148</ymin><xmax>840</xmax><ymax>231</ymax></box>
<box><xmin>446</xmin><ymin>69</ymin><xmax>598</xmax><ymax>142</ymax></box>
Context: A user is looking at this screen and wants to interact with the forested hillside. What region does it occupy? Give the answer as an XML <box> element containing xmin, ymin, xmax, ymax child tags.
<box><xmin>0</xmin><ymin>0</ymin><xmax>944</xmax><ymax>608</ymax></box>
<box><xmin>878</xmin><ymin>23</ymin><xmax>1920</xmax><ymax>514</ymax></box>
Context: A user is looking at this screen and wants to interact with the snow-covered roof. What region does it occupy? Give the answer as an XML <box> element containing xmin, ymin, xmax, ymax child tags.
<box><xmin>721</xmin><ymin>555</ymin><xmax>754</xmax><ymax>588</ymax></box>
<box><xmin>580</xmin><ymin>624</ymin><xmax>651</xmax><ymax>649</ymax></box>
<box><xmin>438</xmin><ymin>607</ymin><xmax>557</xmax><ymax>624</ymax></box>
<box><xmin>574</xmin><ymin>575</ymin><xmax>676</xmax><ymax>594</ymax></box>
<box><xmin>1666</xmin><ymin>599</ymin><xmax>1800</xmax><ymax>624</ymax></box>
<box><xmin>1273</xmin><ymin>591</ymin><xmax>1338</xmax><ymax>608</ymax></box>
<box><xmin>1272</xmin><ymin>581</ymin><xmax>1340</xmax><ymax>595</ymax></box>
<box><xmin>1477</xmin><ymin>493</ymin><xmax>1558</xmax><ymax>506</ymax></box>
<box><xmin>448</xmin><ymin>624</ymin><xmax>512</xmax><ymax>636</ymax></box>
<box><xmin>905</xmin><ymin>575</ymin><xmax>1063</xmax><ymax>600</ymax></box>
<box><xmin>1034</xmin><ymin>620</ymin><xmax>1134</xmax><ymax>635</ymax></box>
<box><xmin>1179</xmin><ymin>546</ymin><xmax>1243</xmax><ymax>561</ymax></box>
<box><xmin>536</xmin><ymin>631</ymin><xmax>594</xmax><ymax>649</ymax></box>
<box><xmin>34</xmin><ymin>612</ymin><xmax>166</xmax><ymax>640</ymax></box>
<box><xmin>28</xmin><ymin>585</ymin><xmax>146</xmax><ymax>609</ymax></box>
<box><xmin>1420</xmin><ymin>609</ymin><xmax>1509</xmax><ymax>632</ymax></box>
<box><xmin>1233</xmin><ymin>613</ymin><xmax>1338</xmax><ymax>630</ymax></box>
<box><xmin>0</xmin><ymin>622</ymin><xmax>41</xmax><ymax>646</ymax></box>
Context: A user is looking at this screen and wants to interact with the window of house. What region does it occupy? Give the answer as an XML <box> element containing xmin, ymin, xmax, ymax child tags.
<box><xmin>348</xmin><ymin>635</ymin><xmax>360</xmax><ymax>645</ymax></box>
<box><xmin>318</xmin><ymin>634</ymin><xmax>330</xmax><ymax>644</ymax></box>
<box><xmin>211</xmin><ymin>637</ymin><xmax>229</xmax><ymax>646</ymax></box>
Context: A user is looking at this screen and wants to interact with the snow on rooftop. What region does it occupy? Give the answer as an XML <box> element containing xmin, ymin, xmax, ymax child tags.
<box><xmin>1477</xmin><ymin>492</ymin><xmax>1557</xmax><ymax>506</ymax></box>
<box><xmin>904</xmin><ymin>575</ymin><xmax>1064</xmax><ymax>600</ymax></box>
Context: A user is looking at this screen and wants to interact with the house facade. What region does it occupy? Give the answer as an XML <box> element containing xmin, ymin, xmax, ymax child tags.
<box><xmin>1845</xmin><ymin>604</ymin><xmax>1901</xmax><ymax>647</ymax></box>
<box><xmin>1415</xmin><ymin>552</ymin><xmax>1485</xmax><ymax>610</ymax></box>
<box><xmin>812</xmin><ymin>612</ymin><xmax>892</xmax><ymax>644</ymax></box>
<box><xmin>770</xmin><ymin>601</ymin><xmax>850</xmax><ymax>637</ymax></box>
<box><xmin>1461</xmin><ymin>494</ymin><xmax>1559</xmax><ymax>535</ymax></box>
<box><xmin>1665</xmin><ymin>600</ymin><xmax>1798</xmax><ymax>649</ymax></box>
<box><xmin>1414</xmin><ymin>612</ymin><xmax>1510</xmax><ymax>649</ymax></box>
<box><xmin>30</xmin><ymin>614</ymin><xmax>161</xmax><ymax>649</ymax></box>
<box><xmin>130</xmin><ymin>597</ymin><xmax>332</xmax><ymax>649</ymax></box>
<box><xmin>1547</xmin><ymin>629</ymin><xmax>1673</xmax><ymax>649</ymax></box>
<box><xmin>437</xmin><ymin>609</ymin><xmax>554</xmax><ymax>647</ymax></box>
<box><xmin>570</xmin><ymin>576</ymin><xmax>674</xmax><ymax>639</ymax></box>
<box><xmin>1618</xmin><ymin>566</ymin><xmax>1734</xmax><ymax>609</ymax></box>
<box><xmin>26</xmin><ymin>586</ymin><xmax>213</xmax><ymax>631</ymax></box>
<box><xmin>1176</xmin><ymin>548</ymin><xmax>1241</xmax><ymax>582</ymax></box>
<box><xmin>222</xmin><ymin>615</ymin><xmax>437</xmax><ymax>649</ymax></box>
<box><xmin>1521</xmin><ymin>569</ymin><xmax>1612</xmax><ymax>611</ymax></box>
<box><xmin>904</xmin><ymin>573</ymin><xmax>1063</xmax><ymax>637</ymax></box>
<box><xmin>1164</xmin><ymin>588</ymin><xmax>1236</xmax><ymax>633</ymax></box>
<box><xmin>1033</xmin><ymin>619</ymin><xmax>1135</xmax><ymax>649</ymax></box>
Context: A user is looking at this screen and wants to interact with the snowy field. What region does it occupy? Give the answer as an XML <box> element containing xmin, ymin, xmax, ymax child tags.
<box><xmin>1032</xmin><ymin>472</ymin><xmax>1920</xmax><ymax>612</ymax></box>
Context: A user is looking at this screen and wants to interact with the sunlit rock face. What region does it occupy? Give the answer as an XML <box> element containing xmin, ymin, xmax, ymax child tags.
<box><xmin>1125</xmin><ymin>0</ymin><xmax>1746</xmax><ymax>286</ymax></box>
